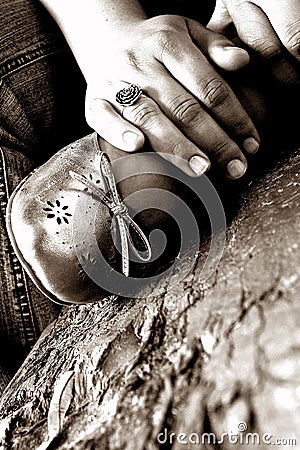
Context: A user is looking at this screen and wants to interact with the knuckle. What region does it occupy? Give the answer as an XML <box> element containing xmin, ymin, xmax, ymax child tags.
<box><xmin>261</xmin><ymin>43</ymin><xmax>282</xmax><ymax>61</ymax></box>
<box><xmin>283</xmin><ymin>23</ymin><xmax>300</xmax><ymax>55</ymax></box>
<box><xmin>200</xmin><ymin>78</ymin><xmax>229</xmax><ymax>109</ymax></box>
<box><xmin>155</xmin><ymin>29</ymin><xmax>181</xmax><ymax>60</ymax></box>
<box><xmin>170</xmin><ymin>138</ymin><xmax>188</xmax><ymax>158</ymax></box>
<box><xmin>170</xmin><ymin>97</ymin><xmax>201</xmax><ymax>128</ymax></box>
<box><xmin>250</xmin><ymin>37</ymin><xmax>282</xmax><ymax>61</ymax></box>
<box><xmin>209</xmin><ymin>139</ymin><xmax>232</xmax><ymax>159</ymax></box>
<box><xmin>126</xmin><ymin>99</ymin><xmax>160</xmax><ymax>128</ymax></box>
<box><xmin>233</xmin><ymin>116</ymin><xmax>253</xmax><ymax>135</ymax></box>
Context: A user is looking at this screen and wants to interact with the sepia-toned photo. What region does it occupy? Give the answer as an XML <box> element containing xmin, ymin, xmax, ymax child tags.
<box><xmin>0</xmin><ymin>1</ymin><xmax>299</xmax><ymax>448</ymax></box>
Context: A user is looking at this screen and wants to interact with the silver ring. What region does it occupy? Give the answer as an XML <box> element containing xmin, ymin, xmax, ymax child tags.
<box><xmin>116</xmin><ymin>84</ymin><xmax>142</xmax><ymax>107</ymax></box>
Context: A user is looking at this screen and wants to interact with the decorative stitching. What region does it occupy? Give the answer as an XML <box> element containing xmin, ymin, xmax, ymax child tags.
<box><xmin>0</xmin><ymin>147</ymin><xmax>38</xmax><ymax>347</ymax></box>
<box><xmin>0</xmin><ymin>43</ymin><xmax>62</xmax><ymax>79</ymax></box>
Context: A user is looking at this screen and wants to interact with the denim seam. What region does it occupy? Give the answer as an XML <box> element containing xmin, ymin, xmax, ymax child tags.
<box><xmin>0</xmin><ymin>43</ymin><xmax>63</xmax><ymax>79</ymax></box>
<box><xmin>0</xmin><ymin>146</ymin><xmax>38</xmax><ymax>347</ymax></box>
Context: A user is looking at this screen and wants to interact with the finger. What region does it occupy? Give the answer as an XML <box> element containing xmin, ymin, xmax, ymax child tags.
<box><xmin>89</xmin><ymin>83</ymin><xmax>211</xmax><ymax>176</ymax></box>
<box><xmin>85</xmin><ymin>97</ymin><xmax>145</xmax><ymax>152</ymax></box>
<box><xmin>258</xmin><ymin>0</ymin><xmax>300</xmax><ymax>62</ymax></box>
<box><xmin>197</xmin><ymin>23</ymin><xmax>250</xmax><ymax>71</ymax></box>
<box><xmin>205</xmin><ymin>8</ymin><xmax>251</xmax><ymax>71</ymax></box>
<box><xmin>120</xmin><ymin>95</ymin><xmax>212</xmax><ymax>177</ymax></box>
<box><xmin>224</xmin><ymin>2</ymin><xmax>300</xmax><ymax>88</ymax></box>
<box><xmin>121</xmin><ymin>95</ymin><xmax>248</xmax><ymax>179</ymax></box>
<box><xmin>207</xmin><ymin>0</ymin><xmax>233</xmax><ymax>33</ymax></box>
<box><xmin>154</xmin><ymin>22</ymin><xmax>260</xmax><ymax>153</ymax></box>
<box><xmin>208</xmin><ymin>43</ymin><xmax>250</xmax><ymax>72</ymax></box>
<box><xmin>199</xmin><ymin>28</ymin><xmax>250</xmax><ymax>71</ymax></box>
<box><xmin>145</xmin><ymin>73</ymin><xmax>249</xmax><ymax>177</ymax></box>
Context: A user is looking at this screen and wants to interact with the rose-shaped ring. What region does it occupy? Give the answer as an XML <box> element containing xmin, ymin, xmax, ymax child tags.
<box><xmin>116</xmin><ymin>84</ymin><xmax>142</xmax><ymax>107</ymax></box>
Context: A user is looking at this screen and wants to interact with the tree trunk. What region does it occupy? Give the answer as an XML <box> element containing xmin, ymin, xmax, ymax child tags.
<box><xmin>0</xmin><ymin>146</ymin><xmax>300</xmax><ymax>450</ymax></box>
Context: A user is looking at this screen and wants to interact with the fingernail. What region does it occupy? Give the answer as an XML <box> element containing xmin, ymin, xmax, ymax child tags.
<box><xmin>213</xmin><ymin>46</ymin><xmax>249</xmax><ymax>71</ymax></box>
<box><xmin>122</xmin><ymin>131</ymin><xmax>140</xmax><ymax>149</ymax></box>
<box><xmin>243</xmin><ymin>137</ymin><xmax>260</xmax><ymax>154</ymax></box>
<box><xmin>223</xmin><ymin>46</ymin><xmax>249</xmax><ymax>57</ymax></box>
<box><xmin>189</xmin><ymin>156</ymin><xmax>210</xmax><ymax>176</ymax></box>
<box><xmin>223</xmin><ymin>46</ymin><xmax>250</xmax><ymax>64</ymax></box>
<box><xmin>227</xmin><ymin>159</ymin><xmax>247</xmax><ymax>179</ymax></box>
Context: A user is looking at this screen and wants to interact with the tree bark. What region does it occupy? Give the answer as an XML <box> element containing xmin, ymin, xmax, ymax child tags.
<box><xmin>0</xmin><ymin>145</ymin><xmax>300</xmax><ymax>450</ymax></box>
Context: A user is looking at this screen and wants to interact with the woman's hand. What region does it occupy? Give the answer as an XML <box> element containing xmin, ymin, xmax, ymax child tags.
<box><xmin>85</xmin><ymin>15</ymin><xmax>260</xmax><ymax>179</ymax></box>
<box><xmin>208</xmin><ymin>0</ymin><xmax>300</xmax><ymax>88</ymax></box>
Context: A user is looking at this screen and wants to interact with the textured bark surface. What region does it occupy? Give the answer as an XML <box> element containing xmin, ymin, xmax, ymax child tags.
<box><xmin>0</xmin><ymin>147</ymin><xmax>300</xmax><ymax>450</ymax></box>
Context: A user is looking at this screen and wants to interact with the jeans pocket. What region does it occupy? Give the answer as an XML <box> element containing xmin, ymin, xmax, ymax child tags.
<box><xmin>0</xmin><ymin>78</ymin><xmax>38</xmax><ymax>153</ymax></box>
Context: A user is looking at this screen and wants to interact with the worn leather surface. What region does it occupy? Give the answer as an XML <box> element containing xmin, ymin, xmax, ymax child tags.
<box><xmin>6</xmin><ymin>133</ymin><xmax>186</xmax><ymax>305</ymax></box>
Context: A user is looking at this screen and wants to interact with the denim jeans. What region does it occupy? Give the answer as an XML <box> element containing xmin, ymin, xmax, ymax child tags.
<box><xmin>0</xmin><ymin>0</ymin><xmax>214</xmax><ymax>394</ymax></box>
<box><xmin>0</xmin><ymin>0</ymin><xmax>93</xmax><ymax>394</ymax></box>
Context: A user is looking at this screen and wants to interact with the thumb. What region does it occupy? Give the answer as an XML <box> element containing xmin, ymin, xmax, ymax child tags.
<box><xmin>207</xmin><ymin>0</ymin><xmax>232</xmax><ymax>33</ymax></box>
<box><xmin>188</xmin><ymin>18</ymin><xmax>250</xmax><ymax>71</ymax></box>
<box><xmin>208</xmin><ymin>40</ymin><xmax>250</xmax><ymax>71</ymax></box>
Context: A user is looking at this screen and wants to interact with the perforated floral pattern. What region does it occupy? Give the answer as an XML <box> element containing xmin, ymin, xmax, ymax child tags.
<box><xmin>43</xmin><ymin>200</ymin><xmax>72</xmax><ymax>225</ymax></box>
